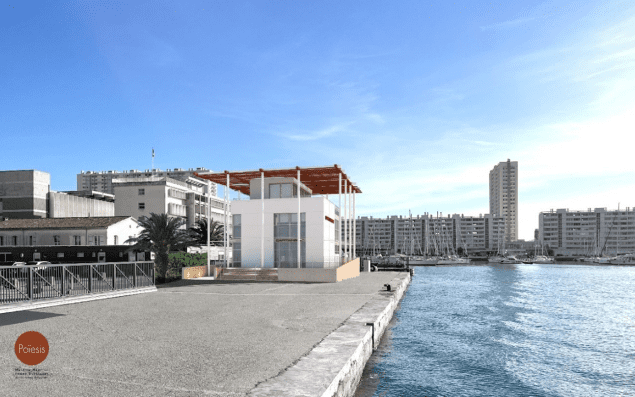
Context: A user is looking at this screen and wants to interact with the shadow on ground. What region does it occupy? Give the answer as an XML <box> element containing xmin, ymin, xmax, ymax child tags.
<box><xmin>0</xmin><ymin>310</ymin><xmax>65</xmax><ymax>327</ymax></box>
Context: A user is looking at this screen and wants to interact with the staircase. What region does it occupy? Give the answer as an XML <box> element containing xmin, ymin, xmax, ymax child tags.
<box><xmin>217</xmin><ymin>268</ymin><xmax>279</xmax><ymax>281</ymax></box>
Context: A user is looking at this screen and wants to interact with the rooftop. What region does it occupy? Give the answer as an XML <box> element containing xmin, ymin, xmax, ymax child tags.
<box><xmin>194</xmin><ymin>165</ymin><xmax>361</xmax><ymax>196</ymax></box>
<box><xmin>0</xmin><ymin>216</ymin><xmax>133</xmax><ymax>230</ymax></box>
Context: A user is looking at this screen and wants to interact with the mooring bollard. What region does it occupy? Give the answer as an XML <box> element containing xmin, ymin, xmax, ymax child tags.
<box><xmin>384</xmin><ymin>283</ymin><xmax>391</xmax><ymax>292</ymax></box>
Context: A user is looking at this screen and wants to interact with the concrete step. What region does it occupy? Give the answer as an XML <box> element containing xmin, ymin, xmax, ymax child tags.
<box><xmin>218</xmin><ymin>268</ymin><xmax>279</xmax><ymax>281</ymax></box>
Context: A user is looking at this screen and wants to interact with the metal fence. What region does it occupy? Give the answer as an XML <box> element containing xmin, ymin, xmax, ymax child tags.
<box><xmin>0</xmin><ymin>262</ymin><xmax>155</xmax><ymax>305</ymax></box>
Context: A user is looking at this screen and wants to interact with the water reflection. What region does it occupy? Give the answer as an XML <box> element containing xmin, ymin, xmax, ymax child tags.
<box><xmin>355</xmin><ymin>264</ymin><xmax>635</xmax><ymax>397</ymax></box>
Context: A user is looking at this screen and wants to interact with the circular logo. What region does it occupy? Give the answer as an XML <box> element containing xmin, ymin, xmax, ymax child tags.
<box><xmin>15</xmin><ymin>331</ymin><xmax>49</xmax><ymax>366</ymax></box>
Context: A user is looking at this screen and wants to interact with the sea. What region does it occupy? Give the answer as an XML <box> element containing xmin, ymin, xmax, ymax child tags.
<box><xmin>354</xmin><ymin>263</ymin><xmax>635</xmax><ymax>397</ymax></box>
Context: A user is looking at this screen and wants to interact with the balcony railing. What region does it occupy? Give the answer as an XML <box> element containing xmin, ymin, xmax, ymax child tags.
<box><xmin>0</xmin><ymin>262</ymin><xmax>154</xmax><ymax>306</ymax></box>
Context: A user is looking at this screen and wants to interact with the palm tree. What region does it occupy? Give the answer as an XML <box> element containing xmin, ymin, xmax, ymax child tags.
<box><xmin>188</xmin><ymin>219</ymin><xmax>225</xmax><ymax>247</ymax></box>
<box><xmin>125</xmin><ymin>213</ymin><xmax>195</xmax><ymax>280</ymax></box>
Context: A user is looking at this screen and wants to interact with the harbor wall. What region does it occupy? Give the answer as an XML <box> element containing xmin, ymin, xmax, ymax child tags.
<box><xmin>248</xmin><ymin>271</ymin><xmax>411</xmax><ymax>397</ymax></box>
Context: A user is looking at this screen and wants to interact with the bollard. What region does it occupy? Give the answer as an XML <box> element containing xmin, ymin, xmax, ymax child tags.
<box><xmin>384</xmin><ymin>283</ymin><xmax>391</xmax><ymax>292</ymax></box>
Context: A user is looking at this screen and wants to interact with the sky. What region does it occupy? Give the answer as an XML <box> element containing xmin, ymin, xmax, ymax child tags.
<box><xmin>2</xmin><ymin>0</ymin><xmax>634</xmax><ymax>240</ymax></box>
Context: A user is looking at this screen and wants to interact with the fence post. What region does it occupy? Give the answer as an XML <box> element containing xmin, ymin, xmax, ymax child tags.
<box><xmin>89</xmin><ymin>265</ymin><xmax>93</xmax><ymax>293</ymax></box>
<box><xmin>134</xmin><ymin>262</ymin><xmax>137</xmax><ymax>287</ymax></box>
<box><xmin>28</xmin><ymin>267</ymin><xmax>33</xmax><ymax>302</ymax></box>
<box><xmin>61</xmin><ymin>265</ymin><xmax>66</xmax><ymax>297</ymax></box>
<box><xmin>113</xmin><ymin>263</ymin><xmax>117</xmax><ymax>290</ymax></box>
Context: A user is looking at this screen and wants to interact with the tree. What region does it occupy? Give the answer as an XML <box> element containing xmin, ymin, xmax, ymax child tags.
<box><xmin>125</xmin><ymin>213</ymin><xmax>195</xmax><ymax>280</ymax></box>
<box><xmin>188</xmin><ymin>219</ymin><xmax>225</xmax><ymax>247</ymax></box>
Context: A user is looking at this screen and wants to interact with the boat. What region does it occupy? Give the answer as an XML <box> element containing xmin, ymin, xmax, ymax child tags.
<box><xmin>437</xmin><ymin>255</ymin><xmax>471</xmax><ymax>265</ymax></box>
<box><xmin>610</xmin><ymin>253</ymin><xmax>635</xmax><ymax>265</ymax></box>
<box><xmin>408</xmin><ymin>256</ymin><xmax>438</xmax><ymax>266</ymax></box>
<box><xmin>523</xmin><ymin>255</ymin><xmax>555</xmax><ymax>264</ymax></box>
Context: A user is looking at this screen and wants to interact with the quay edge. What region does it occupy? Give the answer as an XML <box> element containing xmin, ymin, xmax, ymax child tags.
<box><xmin>248</xmin><ymin>271</ymin><xmax>412</xmax><ymax>397</ymax></box>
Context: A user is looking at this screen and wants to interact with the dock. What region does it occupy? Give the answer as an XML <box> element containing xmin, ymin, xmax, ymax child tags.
<box><xmin>1</xmin><ymin>271</ymin><xmax>411</xmax><ymax>397</ymax></box>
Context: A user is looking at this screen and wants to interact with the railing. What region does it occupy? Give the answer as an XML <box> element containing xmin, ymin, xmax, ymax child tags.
<box><xmin>0</xmin><ymin>262</ymin><xmax>155</xmax><ymax>305</ymax></box>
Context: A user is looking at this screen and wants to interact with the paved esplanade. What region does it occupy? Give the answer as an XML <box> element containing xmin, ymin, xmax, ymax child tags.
<box><xmin>1</xmin><ymin>272</ymin><xmax>402</xmax><ymax>397</ymax></box>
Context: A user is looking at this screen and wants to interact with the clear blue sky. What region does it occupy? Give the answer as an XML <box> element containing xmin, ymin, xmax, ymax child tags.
<box><xmin>2</xmin><ymin>1</ymin><xmax>634</xmax><ymax>240</ymax></box>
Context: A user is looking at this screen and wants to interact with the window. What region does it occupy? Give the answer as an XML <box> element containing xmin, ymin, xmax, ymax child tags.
<box><xmin>274</xmin><ymin>213</ymin><xmax>306</xmax><ymax>268</ymax></box>
<box><xmin>269</xmin><ymin>184</ymin><xmax>281</xmax><ymax>199</ymax></box>
<box><xmin>138</xmin><ymin>188</ymin><xmax>145</xmax><ymax>195</ymax></box>
<box><xmin>139</xmin><ymin>202</ymin><xmax>145</xmax><ymax>210</ymax></box>
<box><xmin>12</xmin><ymin>236</ymin><xmax>17</xmax><ymax>245</ymax></box>
<box><xmin>78</xmin><ymin>252</ymin><xmax>84</xmax><ymax>258</ymax></box>
<box><xmin>94</xmin><ymin>236</ymin><xmax>99</xmax><ymax>246</ymax></box>
<box><xmin>114</xmin><ymin>236</ymin><xmax>118</xmax><ymax>245</ymax></box>
<box><xmin>54</xmin><ymin>235</ymin><xmax>60</xmax><ymax>245</ymax></box>
<box><xmin>74</xmin><ymin>235</ymin><xmax>81</xmax><ymax>245</ymax></box>
<box><xmin>29</xmin><ymin>236</ymin><xmax>35</xmax><ymax>246</ymax></box>
<box><xmin>0</xmin><ymin>236</ymin><xmax>3</xmax><ymax>246</ymax></box>
<box><xmin>280</xmin><ymin>183</ymin><xmax>292</xmax><ymax>198</ymax></box>
<box><xmin>233</xmin><ymin>214</ymin><xmax>241</xmax><ymax>239</ymax></box>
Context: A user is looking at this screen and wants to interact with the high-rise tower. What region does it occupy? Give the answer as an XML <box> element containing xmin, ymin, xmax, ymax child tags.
<box><xmin>489</xmin><ymin>159</ymin><xmax>518</xmax><ymax>242</ymax></box>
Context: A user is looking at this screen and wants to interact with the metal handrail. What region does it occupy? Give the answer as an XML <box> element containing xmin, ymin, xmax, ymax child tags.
<box><xmin>0</xmin><ymin>261</ymin><xmax>155</xmax><ymax>305</ymax></box>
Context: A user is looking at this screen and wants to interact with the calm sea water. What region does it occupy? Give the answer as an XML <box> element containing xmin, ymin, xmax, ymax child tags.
<box><xmin>354</xmin><ymin>264</ymin><xmax>635</xmax><ymax>397</ymax></box>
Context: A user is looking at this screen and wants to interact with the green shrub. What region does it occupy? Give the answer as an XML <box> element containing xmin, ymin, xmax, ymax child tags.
<box><xmin>163</xmin><ymin>252</ymin><xmax>209</xmax><ymax>282</ymax></box>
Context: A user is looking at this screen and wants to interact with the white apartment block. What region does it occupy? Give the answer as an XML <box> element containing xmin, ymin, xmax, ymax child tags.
<box><xmin>350</xmin><ymin>213</ymin><xmax>505</xmax><ymax>255</ymax></box>
<box><xmin>113</xmin><ymin>176</ymin><xmax>228</xmax><ymax>230</ymax></box>
<box><xmin>77</xmin><ymin>168</ymin><xmax>217</xmax><ymax>196</ymax></box>
<box><xmin>539</xmin><ymin>207</ymin><xmax>635</xmax><ymax>256</ymax></box>
<box><xmin>489</xmin><ymin>159</ymin><xmax>518</xmax><ymax>242</ymax></box>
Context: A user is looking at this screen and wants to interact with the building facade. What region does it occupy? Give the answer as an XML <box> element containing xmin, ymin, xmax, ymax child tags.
<box><xmin>77</xmin><ymin>168</ymin><xmax>217</xmax><ymax>196</ymax></box>
<box><xmin>1</xmin><ymin>170</ymin><xmax>115</xmax><ymax>219</ymax></box>
<box><xmin>489</xmin><ymin>159</ymin><xmax>518</xmax><ymax>242</ymax></box>
<box><xmin>539</xmin><ymin>207</ymin><xmax>635</xmax><ymax>256</ymax></box>
<box><xmin>112</xmin><ymin>176</ymin><xmax>228</xmax><ymax>230</ymax></box>
<box><xmin>231</xmin><ymin>177</ymin><xmax>340</xmax><ymax>268</ymax></box>
<box><xmin>0</xmin><ymin>216</ymin><xmax>144</xmax><ymax>262</ymax></box>
<box><xmin>351</xmin><ymin>213</ymin><xmax>505</xmax><ymax>255</ymax></box>
<box><xmin>48</xmin><ymin>191</ymin><xmax>115</xmax><ymax>218</ymax></box>
<box><xmin>0</xmin><ymin>170</ymin><xmax>50</xmax><ymax>219</ymax></box>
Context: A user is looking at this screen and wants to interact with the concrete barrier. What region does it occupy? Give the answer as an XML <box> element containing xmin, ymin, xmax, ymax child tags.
<box><xmin>277</xmin><ymin>258</ymin><xmax>361</xmax><ymax>283</ymax></box>
<box><xmin>249</xmin><ymin>271</ymin><xmax>411</xmax><ymax>397</ymax></box>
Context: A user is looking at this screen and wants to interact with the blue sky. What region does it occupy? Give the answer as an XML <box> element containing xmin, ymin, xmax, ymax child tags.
<box><xmin>2</xmin><ymin>0</ymin><xmax>634</xmax><ymax>240</ymax></box>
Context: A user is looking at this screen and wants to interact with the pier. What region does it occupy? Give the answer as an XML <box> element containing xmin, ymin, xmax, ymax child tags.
<box><xmin>1</xmin><ymin>271</ymin><xmax>411</xmax><ymax>396</ymax></box>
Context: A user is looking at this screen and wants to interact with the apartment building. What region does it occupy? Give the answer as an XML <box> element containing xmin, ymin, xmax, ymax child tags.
<box><xmin>539</xmin><ymin>207</ymin><xmax>635</xmax><ymax>256</ymax></box>
<box><xmin>350</xmin><ymin>213</ymin><xmax>505</xmax><ymax>255</ymax></box>
<box><xmin>489</xmin><ymin>159</ymin><xmax>518</xmax><ymax>242</ymax></box>
<box><xmin>113</xmin><ymin>176</ymin><xmax>228</xmax><ymax>230</ymax></box>
<box><xmin>77</xmin><ymin>168</ymin><xmax>217</xmax><ymax>196</ymax></box>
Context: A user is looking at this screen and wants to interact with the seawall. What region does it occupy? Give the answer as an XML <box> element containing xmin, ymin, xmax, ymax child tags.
<box><xmin>249</xmin><ymin>271</ymin><xmax>412</xmax><ymax>397</ymax></box>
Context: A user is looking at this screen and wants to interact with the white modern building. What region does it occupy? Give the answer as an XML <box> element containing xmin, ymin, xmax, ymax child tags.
<box><xmin>489</xmin><ymin>159</ymin><xmax>518</xmax><ymax>242</ymax></box>
<box><xmin>194</xmin><ymin>166</ymin><xmax>360</xmax><ymax>269</ymax></box>
<box><xmin>77</xmin><ymin>168</ymin><xmax>216</xmax><ymax>196</ymax></box>
<box><xmin>112</xmin><ymin>176</ymin><xmax>227</xmax><ymax>229</ymax></box>
<box><xmin>539</xmin><ymin>207</ymin><xmax>635</xmax><ymax>256</ymax></box>
<box><xmin>352</xmin><ymin>213</ymin><xmax>505</xmax><ymax>255</ymax></box>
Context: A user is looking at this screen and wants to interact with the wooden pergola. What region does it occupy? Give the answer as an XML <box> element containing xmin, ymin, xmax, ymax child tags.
<box><xmin>193</xmin><ymin>165</ymin><xmax>361</xmax><ymax>195</ymax></box>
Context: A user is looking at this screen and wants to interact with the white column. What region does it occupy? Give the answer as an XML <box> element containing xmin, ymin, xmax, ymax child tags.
<box><xmin>353</xmin><ymin>189</ymin><xmax>356</xmax><ymax>259</ymax></box>
<box><xmin>344</xmin><ymin>179</ymin><xmax>348</xmax><ymax>263</ymax></box>
<box><xmin>207</xmin><ymin>180</ymin><xmax>211</xmax><ymax>276</ymax></box>
<box><xmin>225</xmin><ymin>173</ymin><xmax>229</xmax><ymax>268</ymax></box>
<box><xmin>338</xmin><ymin>173</ymin><xmax>342</xmax><ymax>265</ymax></box>
<box><xmin>261</xmin><ymin>171</ymin><xmax>264</xmax><ymax>268</ymax></box>
<box><xmin>297</xmin><ymin>168</ymin><xmax>301</xmax><ymax>268</ymax></box>
<box><xmin>348</xmin><ymin>184</ymin><xmax>351</xmax><ymax>261</ymax></box>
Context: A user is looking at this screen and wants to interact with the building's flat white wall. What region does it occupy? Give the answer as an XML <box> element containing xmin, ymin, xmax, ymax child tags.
<box><xmin>231</xmin><ymin>196</ymin><xmax>334</xmax><ymax>268</ymax></box>
<box><xmin>106</xmin><ymin>218</ymin><xmax>141</xmax><ymax>245</ymax></box>
<box><xmin>0</xmin><ymin>218</ymin><xmax>141</xmax><ymax>247</ymax></box>
<box><xmin>49</xmin><ymin>192</ymin><xmax>115</xmax><ymax>217</ymax></box>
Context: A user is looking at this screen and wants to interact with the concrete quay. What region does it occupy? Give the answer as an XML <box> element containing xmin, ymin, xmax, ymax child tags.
<box><xmin>1</xmin><ymin>271</ymin><xmax>411</xmax><ymax>397</ymax></box>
